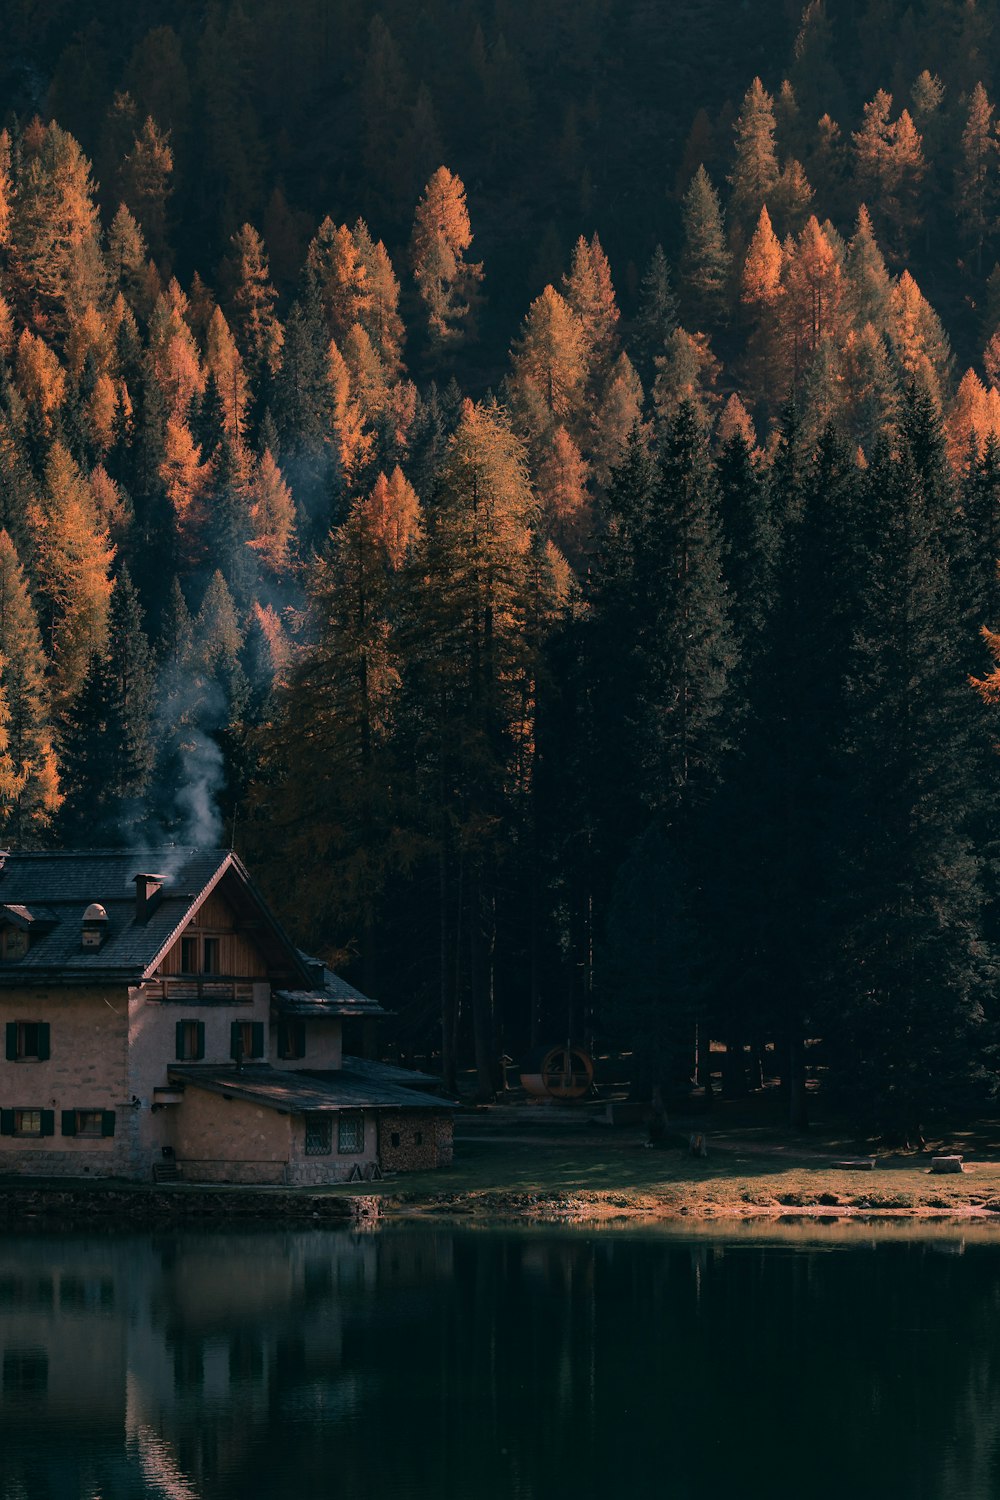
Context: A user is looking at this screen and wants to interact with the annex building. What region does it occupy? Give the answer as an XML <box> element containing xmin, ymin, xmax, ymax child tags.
<box><xmin>0</xmin><ymin>848</ymin><xmax>454</xmax><ymax>1183</ymax></box>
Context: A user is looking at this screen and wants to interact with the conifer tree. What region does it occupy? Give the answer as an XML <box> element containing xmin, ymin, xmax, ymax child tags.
<box><xmin>634</xmin><ymin>245</ymin><xmax>679</xmax><ymax>382</ymax></box>
<box><xmin>59</xmin><ymin>567</ymin><xmax>155</xmax><ymax>845</ymax></box>
<box><xmin>561</xmin><ymin>233</ymin><xmax>620</xmax><ymax>381</ymax></box>
<box><xmin>224</xmin><ymin>223</ymin><xmax>283</xmax><ymax>382</ymax></box>
<box><xmin>120</xmin><ymin>116</ymin><xmax>173</xmax><ymax>267</ymax></box>
<box><xmin>955</xmin><ymin>82</ymin><xmax>997</xmax><ymax>275</ymax></box>
<box><xmin>835</xmin><ymin>431</ymin><xmax>991</xmax><ymax>1133</ymax></box>
<box><xmin>403</xmin><ymin>400</ymin><xmax>549</xmax><ymax>1097</ymax></box>
<box><xmin>0</xmin><ymin>528</ymin><xmax>59</xmax><ymax>841</ymax></box>
<box><xmin>260</xmin><ymin>469</ymin><xmax>423</xmax><ymax>966</ymax></box>
<box><xmin>680</xmin><ymin>166</ymin><xmax>730</xmax><ymax>325</ymax></box>
<box><xmin>30</xmin><ymin>441</ymin><xmax>115</xmax><ymax>707</ymax></box>
<box><xmin>409</xmin><ymin>166</ymin><xmax>484</xmax><ymax>354</ymax></box>
<box><xmin>509</xmin><ymin>285</ymin><xmax>588</xmax><ymax>448</ymax></box>
<box><xmin>352</xmin><ymin>219</ymin><xmax>406</xmax><ymax>377</ymax></box>
<box><xmin>729</xmin><ymin>77</ymin><xmax>779</xmax><ymax>226</ymax></box>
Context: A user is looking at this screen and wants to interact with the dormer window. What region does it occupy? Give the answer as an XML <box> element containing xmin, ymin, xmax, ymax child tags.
<box><xmin>1</xmin><ymin>928</ymin><xmax>27</xmax><ymax>960</ymax></box>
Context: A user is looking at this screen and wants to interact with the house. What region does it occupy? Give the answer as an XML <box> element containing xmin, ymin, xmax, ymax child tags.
<box><xmin>0</xmin><ymin>848</ymin><xmax>454</xmax><ymax>1184</ymax></box>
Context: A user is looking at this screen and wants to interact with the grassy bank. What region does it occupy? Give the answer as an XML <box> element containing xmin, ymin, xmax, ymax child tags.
<box><xmin>376</xmin><ymin>1110</ymin><xmax>1000</xmax><ymax>1222</ymax></box>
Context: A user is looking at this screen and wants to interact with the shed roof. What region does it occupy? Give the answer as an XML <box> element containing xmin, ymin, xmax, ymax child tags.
<box><xmin>168</xmin><ymin>1063</ymin><xmax>456</xmax><ymax>1114</ymax></box>
<box><xmin>0</xmin><ymin>849</ymin><xmax>312</xmax><ymax>988</ymax></box>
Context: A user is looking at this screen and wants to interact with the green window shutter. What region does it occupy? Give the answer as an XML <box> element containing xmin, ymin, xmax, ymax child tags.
<box><xmin>176</xmin><ymin>1021</ymin><xmax>187</xmax><ymax>1060</ymax></box>
<box><xmin>251</xmin><ymin>1022</ymin><xmax>264</xmax><ymax>1058</ymax></box>
<box><xmin>40</xmin><ymin>1110</ymin><xmax>54</xmax><ymax>1137</ymax></box>
<box><xmin>37</xmin><ymin>1023</ymin><xmax>50</xmax><ymax>1061</ymax></box>
<box><xmin>101</xmin><ymin>1110</ymin><xmax>116</xmax><ymax>1138</ymax></box>
<box><xmin>61</xmin><ymin>1110</ymin><xmax>77</xmax><ymax>1137</ymax></box>
<box><xmin>0</xmin><ymin>1109</ymin><xmax>14</xmax><ymax>1135</ymax></box>
<box><xmin>5</xmin><ymin>1022</ymin><xmax>16</xmax><ymax>1061</ymax></box>
<box><xmin>195</xmin><ymin>1022</ymin><xmax>205</xmax><ymax>1062</ymax></box>
<box><xmin>230</xmin><ymin>1022</ymin><xmax>241</xmax><ymax>1059</ymax></box>
<box><xmin>277</xmin><ymin>1021</ymin><xmax>288</xmax><ymax>1058</ymax></box>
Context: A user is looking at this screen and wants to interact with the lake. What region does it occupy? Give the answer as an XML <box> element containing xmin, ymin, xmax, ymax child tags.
<box><xmin>1</xmin><ymin>1220</ymin><xmax>998</xmax><ymax>1500</ymax></box>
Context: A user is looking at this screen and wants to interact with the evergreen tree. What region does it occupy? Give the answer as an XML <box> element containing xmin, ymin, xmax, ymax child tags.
<box><xmin>0</xmin><ymin>528</ymin><xmax>59</xmax><ymax>842</ymax></box>
<box><xmin>634</xmin><ymin>244</ymin><xmax>679</xmax><ymax>383</ymax></box>
<box><xmin>834</xmin><ymin>432</ymin><xmax>992</xmax><ymax>1135</ymax></box>
<box><xmin>955</xmin><ymin>82</ymin><xmax>998</xmax><ymax>275</ymax></box>
<box><xmin>680</xmin><ymin>166</ymin><xmax>730</xmax><ymax>325</ymax></box>
<box><xmin>729</xmin><ymin>77</ymin><xmax>779</xmax><ymax>226</ymax></box>
<box><xmin>59</xmin><ymin>567</ymin><xmax>155</xmax><ymax>845</ymax></box>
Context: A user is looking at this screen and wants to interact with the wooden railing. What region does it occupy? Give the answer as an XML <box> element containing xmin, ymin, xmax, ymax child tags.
<box><xmin>145</xmin><ymin>979</ymin><xmax>256</xmax><ymax>1004</ymax></box>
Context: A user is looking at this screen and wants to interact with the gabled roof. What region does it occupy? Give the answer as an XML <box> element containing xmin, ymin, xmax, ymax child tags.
<box><xmin>0</xmin><ymin>849</ymin><xmax>312</xmax><ymax>988</ymax></box>
<box><xmin>169</xmin><ymin>1063</ymin><xmax>456</xmax><ymax>1114</ymax></box>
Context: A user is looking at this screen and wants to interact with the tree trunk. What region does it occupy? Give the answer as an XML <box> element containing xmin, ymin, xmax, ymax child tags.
<box><xmin>787</xmin><ymin>1031</ymin><xmax>808</xmax><ymax>1128</ymax></box>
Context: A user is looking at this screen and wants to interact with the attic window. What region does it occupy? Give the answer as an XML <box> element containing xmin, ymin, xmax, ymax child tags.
<box><xmin>1</xmin><ymin>928</ymin><xmax>27</xmax><ymax>961</ymax></box>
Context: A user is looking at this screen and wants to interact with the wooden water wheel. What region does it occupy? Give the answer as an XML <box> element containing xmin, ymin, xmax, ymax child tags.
<box><xmin>520</xmin><ymin>1044</ymin><xmax>595</xmax><ymax>1100</ymax></box>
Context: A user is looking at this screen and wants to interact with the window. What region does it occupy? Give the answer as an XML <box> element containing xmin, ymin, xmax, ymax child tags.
<box><xmin>5</xmin><ymin>1022</ymin><xmax>50</xmax><ymax>1062</ymax></box>
<box><xmin>390</xmin><ymin>1132</ymin><xmax>400</xmax><ymax>1148</ymax></box>
<box><xmin>0</xmin><ymin>928</ymin><xmax>28</xmax><ymax>960</ymax></box>
<box><xmin>175</xmin><ymin>1020</ymin><xmax>205</xmax><ymax>1061</ymax></box>
<box><xmin>0</xmin><ymin>1109</ymin><xmax>53</xmax><ymax>1137</ymax></box>
<box><xmin>180</xmin><ymin>935</ymin><xmax>222</xmax><ymax>974</ymax></box>
<box><xmin>278</xmin><ymin>1020</ymin><xmax>306</xmax><ymax>1060</ymax></box>
<box><xmin>337</xmin><ymin>1114</ymin><xmax>364</xmax><ymax>1154</ymax></box>
<box><xmin>61</xmin><ymin>1109</ymin><xmax>115</xmax><ymax>1139</ymax></box>
<box><xmin>230</xmin><ymin>1021</ymin><xmax>264</xmax><ymax>1060</ymax></box>
<box><xmin>305</xmin><ymin>1116</ymin><xmax>332</xmax><ymax>1155</ymax></box>
<box><xmin>414</xmin><ymin>1131</ymin><xmax>424</xmax><ymax>1146</ymax></box>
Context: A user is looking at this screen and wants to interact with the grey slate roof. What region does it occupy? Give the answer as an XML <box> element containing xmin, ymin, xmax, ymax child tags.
<box><xmin>0</xmin><ymin>849</ymin><xmax>312</xmax><ymax>987</ymax></box>
<box><xmin>272</xmin><ymin>956</ymin><xmax>386</xmax><ymax>1017</ymax></box>
<box><xmin>168</xmin><ymin>1063</ymin><xmax>457</xmax><ymax>1114</ymax></box>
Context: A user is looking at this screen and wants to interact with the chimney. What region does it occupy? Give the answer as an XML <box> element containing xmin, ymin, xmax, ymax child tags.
<box><xmin>82</xmin><ymin>902</ymin><xmax>109</xmax><ymax>950</ymax></box>
<box><xmin>133</xmin><ymin>873</ymin><xmax>165</xmax><ymax>923</ymax></box>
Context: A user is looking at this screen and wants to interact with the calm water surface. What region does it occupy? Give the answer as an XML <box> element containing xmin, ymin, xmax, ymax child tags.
<box><xmin>1</xmin><ymin>1220</ymin><xmax>998</xmax><ymax>1500</ymax></box>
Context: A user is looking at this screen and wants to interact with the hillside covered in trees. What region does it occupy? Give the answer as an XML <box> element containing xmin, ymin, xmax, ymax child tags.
<box><xmin>3</xmin><ymin>0</ymin><xmax>1000</xmax><ymax>1133</ymax></box>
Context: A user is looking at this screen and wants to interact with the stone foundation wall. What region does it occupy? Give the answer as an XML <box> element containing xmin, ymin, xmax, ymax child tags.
<box><xmin>378</xmin><ymin>1112</ymin><xmax>453</xmax><ymax>1171</ymax></box>
<box><xmin>178</xmin><ymin>1158</ymin><xmax>288</xmax><ymax>1185</ymax></box>
<box><xmin>0</xmin><ymin>1146</ymin><xmax>131</xmax><ymax>1178</ymax></box>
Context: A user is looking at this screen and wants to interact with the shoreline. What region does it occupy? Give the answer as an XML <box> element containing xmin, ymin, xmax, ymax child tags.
<box><xmin>2</xmin><ymin>1174</ymin><xmax>1000</xmax><ymax>1229</ymax></box>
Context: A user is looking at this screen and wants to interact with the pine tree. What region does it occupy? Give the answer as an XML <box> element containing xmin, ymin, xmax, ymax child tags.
<box><xmin>680</xmin><ymin>166</ymin><xmax>730</xmax><ymax>325</ymax></box>
<box><xmin>561</xmin><ymin>233</ymin><xmax>620</xmax><ymax>381</ymax></box>
<box><xmin>59</xmin><ymin>567</ymin><xmax>155</xmax><ymax>845</ymax></box>
<box><xmin>258</xmin><ymin>466</ymin><xmax>423</xmax><ymax>985</ymax></box>
<box><xmin>634</xmin><ymin>245</ymin><xmax>679</xmax><ymax>383</ymax></box>
<box><xmin>835</xmin><ymin>431</ymin><xmax>992</xmax><ymax>1133</ymax></box>
<box><xmin>9</xmin><ymin>121</ymin><xmax>106</xmax><ymax>333</ymax></box>
<box><xmin>403</xmin><ymin>399</ymin><xmax>549</xmax><ymax>1097</ymax></box>
<box><xmin>729</xmin><ymin>77</ymin><xmax>779</xmax><ymax>225</ymax></box>
<box><xmin>120</xmin><ymin>115</ymin><xmax>173</xmax><ymax>267</ymax></box>
<box><xmin>509</xmin><ymin>285</ymin><xmax>588</xmax><ymax>448</ymax></box>
<box><xmin>409</xmin><ymin>166</ymin><xmax>484</xmax><ymax>355</ymax></box>
<box><xmin>0</xmin><ymin>528</ymin><xmax>59</xmax><ymax>841</ymax></box>
<box><xmin>640</xmin><ymin>401</ymin><xmax>737</xmax><ymax>809</ymax></box>
<box><xmin>30</xmin><ymin>441</ymin><xmax>115</xmax><ymax>707</ymax></box>
<box><xmin>955</xmin><ymin>82</ymin><xmax>997</xmax><ymax>275</ymax></box>
<box><xmin>224</xmin><ymin>222</ymin><xmax>283</xmax><ymax>383</ymax></box>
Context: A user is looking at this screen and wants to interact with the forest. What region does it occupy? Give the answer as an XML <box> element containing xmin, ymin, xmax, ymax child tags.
<box><xmin>0</xmin><ymin>0</ymin><xmax>1000</xmax><ymax>1132</ymax></box>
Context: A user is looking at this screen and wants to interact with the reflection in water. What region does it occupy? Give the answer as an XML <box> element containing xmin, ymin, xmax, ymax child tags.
<box><xmin>1</xmin><ymin>1223</ymin><xmax>1000</xmax><ymax>1499</ymax></box>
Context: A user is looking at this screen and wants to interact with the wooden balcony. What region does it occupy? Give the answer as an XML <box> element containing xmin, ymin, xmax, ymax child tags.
<box><xmin>146</xmin><ymin>979</ymin><xmax>256</xmax><ymax>1004</ymax></box>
